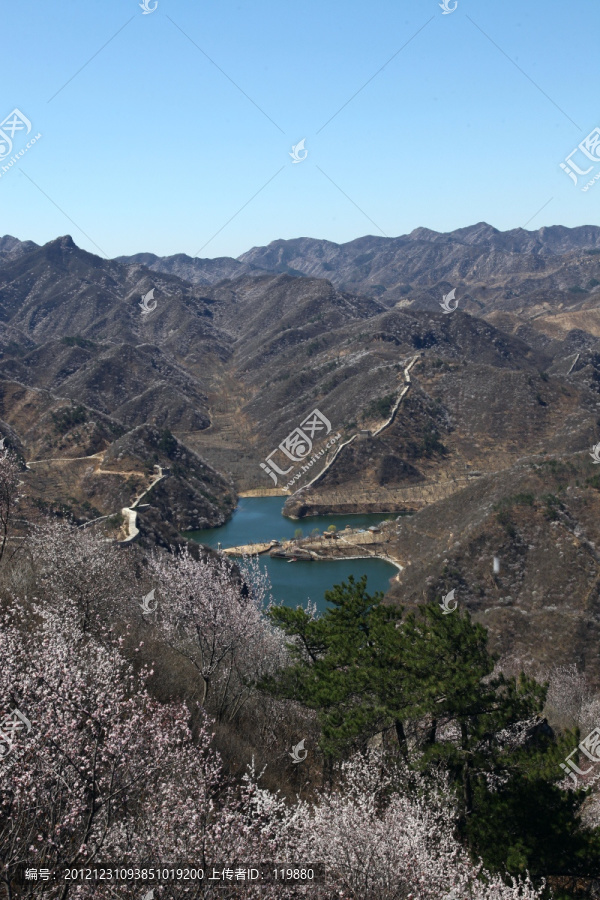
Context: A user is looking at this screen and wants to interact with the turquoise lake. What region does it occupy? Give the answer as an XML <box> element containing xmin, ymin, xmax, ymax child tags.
<box><xmin>191</xmin><ymin>497</ymin><xmax>400</xmax><ymax>613</ymax></box>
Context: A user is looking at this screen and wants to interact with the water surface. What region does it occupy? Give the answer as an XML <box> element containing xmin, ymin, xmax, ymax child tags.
<box><xmin>191</xmin><ymin>497</ymin><xmax>400</xmax><ymax>613</ymax></box>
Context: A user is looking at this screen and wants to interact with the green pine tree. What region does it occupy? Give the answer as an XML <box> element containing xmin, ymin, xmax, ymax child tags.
<box><xmin>262</xmin><ymin>576</ymin><xmax>600</xmax><ymax>888</ymax></box>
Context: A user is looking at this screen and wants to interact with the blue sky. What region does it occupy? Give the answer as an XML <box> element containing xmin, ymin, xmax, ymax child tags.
<box><xmin>1</xmin><ymin>0</ymin><xmax>599</xmax><ymax>259</ymax></box>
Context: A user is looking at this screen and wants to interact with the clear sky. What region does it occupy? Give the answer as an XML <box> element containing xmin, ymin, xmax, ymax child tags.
<box><xmin>1</xmin><ymin>0</ymin><xmax>599</xmax><ymax>259</ymax></box>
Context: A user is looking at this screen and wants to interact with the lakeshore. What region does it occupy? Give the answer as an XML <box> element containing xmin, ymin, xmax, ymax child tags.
<box><xmin>190</xmin><ymin>497</ymin><xmax>402</xmax><ymax>610</ymax></box>
<box><xmin>221</xmin><ymin>523</ymin><xmax>403</xmax><ymax>575</ymax></box>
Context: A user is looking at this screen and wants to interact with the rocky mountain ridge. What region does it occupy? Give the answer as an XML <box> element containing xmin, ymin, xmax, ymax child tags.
<box><xmin>2</xmin><ymin>228</ymin><xmax>600</xmax><ymax>681</ymax></box>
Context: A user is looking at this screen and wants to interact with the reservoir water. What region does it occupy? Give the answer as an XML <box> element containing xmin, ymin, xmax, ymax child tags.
<box><xmin>191</xmin><ymin>497</ymin><xmax>400</xmax><ymax>614</ymax></box>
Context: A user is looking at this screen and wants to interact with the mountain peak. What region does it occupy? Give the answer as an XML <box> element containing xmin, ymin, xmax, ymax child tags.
<box><xmin>451</xmin><ymin>222</ymin><xmax>499</xmax><ymax>242</ymax></box>
<box><xmin>0</xmin><ymin>234</ymin><xmax>39</xmax><ymax>262</ymax></box>
<box><xmin>47</xmin><ymin>235</ymin><xmax>77</xmax><ymax>251</ymax></box>
<box><xmin>408</xmin><ymin>227</ymin><xmax>442</xmax><ymax>242</ymax></box>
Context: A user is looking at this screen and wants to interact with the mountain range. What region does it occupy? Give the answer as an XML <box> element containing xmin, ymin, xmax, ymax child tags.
<box><xmin>2</xmin><ymin>224</ymin><xmax>600</xmax><ymax>682</ymax></box>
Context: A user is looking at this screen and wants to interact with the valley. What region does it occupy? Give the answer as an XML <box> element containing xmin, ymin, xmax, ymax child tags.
<box><xmin>2</xmin><ymin>224</ymin><xmax>600</xmax><ymax>681</ymax></box>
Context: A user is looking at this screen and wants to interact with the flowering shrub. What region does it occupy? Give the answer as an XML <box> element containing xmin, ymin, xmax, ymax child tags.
<box><xmin>0</xmin><ymin>448</ymin><xmax>22</xmax><ymax>565</ymax></box>
<box><xmin>0</xmin><ymin>520</ymin><xmax>567</xmax><ymax>899</ymax></box>
<box><xmin>148</xmin><ymin>548</ymin><xmax>287</xmax><ymax>718</ymax></box>
<box><xmin>270</xmin><ymin>753</ymin><xmax>546</xmax><ymax>900</ymax></box>
<box><xmin>28</xmin><ymin>518</ymin><xmax>133</xmax><ymax>631</ymax></box>
<box><xmin>0</xmin><ymin>595</ymin><xmax>279</xmax><ymax>898</ymax></box>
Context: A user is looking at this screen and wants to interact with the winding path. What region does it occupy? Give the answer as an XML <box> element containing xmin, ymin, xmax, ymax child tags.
<box><xmin>22</xmin><ymin>450</ymin><xmax>166</xmax><ymax>543</ymax></box>
<box><xmin>567</xmin><ymin>352</ymin><xmax>580</xmax><ymax>376</ymax></box>
<box><xmin>372</xmin><ymin>354</ymin><xmax>420</xmax><ymax>437</ymax></box>
<box><xmin>289</xmin><ymin>354</ymin><xmax>421</xmax><ymax>497</ymax></box>
<box><xmin>117</xmin><ymin>466</ymin><xmax>167</xmax><ymax>544</ymax></box>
